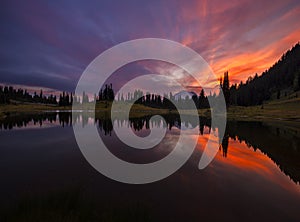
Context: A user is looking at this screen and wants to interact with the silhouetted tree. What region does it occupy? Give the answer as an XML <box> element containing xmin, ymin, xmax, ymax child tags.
<box><xmin>220</xmin><ymin>71</ymin><xmax>230</xmax><ymax>106</ymax></box>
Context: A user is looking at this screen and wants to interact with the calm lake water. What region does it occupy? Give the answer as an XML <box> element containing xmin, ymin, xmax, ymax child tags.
<box><xmin>0</xmin><ymin>112</ymin><xmax>300</xmax><ymax>221</ymax></box>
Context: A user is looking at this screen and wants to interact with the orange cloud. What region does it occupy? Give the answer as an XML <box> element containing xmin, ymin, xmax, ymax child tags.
<box><xmin>176</xmin><ymin>0</ymin><xmax>300</xmax><ymax>85</ymax></box>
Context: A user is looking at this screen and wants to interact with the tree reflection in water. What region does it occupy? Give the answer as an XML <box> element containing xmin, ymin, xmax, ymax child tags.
<box><xmin>0</xmin><ymin>112</ymin><xmax>299</xmax><ymax>184</ymax></box>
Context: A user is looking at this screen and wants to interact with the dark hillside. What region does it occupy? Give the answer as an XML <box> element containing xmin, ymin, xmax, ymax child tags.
<box><xmin>230</xmin><ymin>42</ymin><xmax>300</xmax><ymax>106</ymax></box>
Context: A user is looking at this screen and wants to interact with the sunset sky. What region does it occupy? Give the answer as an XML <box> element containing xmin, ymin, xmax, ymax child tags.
<box><xmin>1</xmin><ymin>0</ymin><xmax>300</xmax><ymax>93</ymax></box>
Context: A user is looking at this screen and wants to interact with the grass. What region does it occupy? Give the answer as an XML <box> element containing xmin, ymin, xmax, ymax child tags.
<box><xmin>0</xmin><ymin>103</ymin><xmax>69</xmax><ymax>116</ymax></box>
<box><xmin>227</xmin><ymin>97</ymin><xmax>300</xmax><ymax>121</ymax></box>
<box><xmin>1</xmin><ymin>96</ymin><xmax>300</xmax><ymax>122</ymax></box>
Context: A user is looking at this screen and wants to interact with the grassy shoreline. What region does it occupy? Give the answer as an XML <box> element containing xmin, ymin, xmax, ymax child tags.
<box><xmin>1</xmin><ymin>97</ymin><xmax>300</xmax><ymax>123</ymax></box>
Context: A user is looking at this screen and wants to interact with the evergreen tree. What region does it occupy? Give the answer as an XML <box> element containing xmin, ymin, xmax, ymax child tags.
<box><xmin>221</xmin><ymin>71</ymin><xmax>230</xmax><ymax>106</ymax></box>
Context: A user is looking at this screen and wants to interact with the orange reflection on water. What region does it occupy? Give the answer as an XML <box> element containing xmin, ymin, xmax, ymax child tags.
<box><xmin>218</xmin><ymin>139</ymin><xmax>272</xmax><ymax>174</ymax></box>
<box><xmin>195</xmin><ymin>134</ymin><xmax>300</xmax><ymax>192</ymax></box>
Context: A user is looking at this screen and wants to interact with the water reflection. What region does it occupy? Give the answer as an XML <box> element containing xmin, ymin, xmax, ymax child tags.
<box><xmin>0</xmin><ymin>112</ymin><xmax>300</xmax><ymax>221</ymax></box>
<box><xmin>1</xmin><ymin>112</ymin><xmax>300</xmax><ymax>185</ymax></box>
<box><xmin>0</xmin><ymin>112</ymin><xmax>72</xmax><ymax>130</ymax></box>
<box><xmin>0</xmin><ymin>112</ymin><xmax>209</xmax><ymax>133</ymax></box>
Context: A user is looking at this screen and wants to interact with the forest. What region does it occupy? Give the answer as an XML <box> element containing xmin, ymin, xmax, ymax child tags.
<box><xmin>228</xmin><ymin>42</ymin><xmax>300</xmax><ymax>106</ymax></box>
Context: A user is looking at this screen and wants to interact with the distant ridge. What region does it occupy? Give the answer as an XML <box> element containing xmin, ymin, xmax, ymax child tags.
<box><xmin>174</xmin><ymin>90</ymin><xmax>197</xmax><ymax>100</ymax></box>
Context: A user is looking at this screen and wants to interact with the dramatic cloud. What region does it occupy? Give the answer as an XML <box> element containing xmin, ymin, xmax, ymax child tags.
<box><xmin>0</xmin><ymin>0</ymin><xmax>299</xmax><ymax>92</ymax></box>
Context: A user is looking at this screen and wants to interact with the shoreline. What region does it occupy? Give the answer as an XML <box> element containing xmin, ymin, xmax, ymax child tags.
<box><xmin>1</xmin><ymin>101</ymin><xmax>300</xmax><ymax>124</ymax></box>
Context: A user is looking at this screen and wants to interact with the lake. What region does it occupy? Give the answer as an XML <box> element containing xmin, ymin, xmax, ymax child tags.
<box><xmin>0</xmin><ymin>112</ymin><xmax>300</xmax><ymax>221</ymax></box>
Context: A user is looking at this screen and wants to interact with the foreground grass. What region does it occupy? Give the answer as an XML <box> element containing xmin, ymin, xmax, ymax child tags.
<box><xmin>227</xmin><ymin>97</ymin><xmax>300</xmax><ymax>121</ymax></box>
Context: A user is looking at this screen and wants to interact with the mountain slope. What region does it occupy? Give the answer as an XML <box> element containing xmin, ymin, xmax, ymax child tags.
<box><xmin>230</xmin><ymin>42</ymin><xmax>300</xmax><ymax>106</ymax></box>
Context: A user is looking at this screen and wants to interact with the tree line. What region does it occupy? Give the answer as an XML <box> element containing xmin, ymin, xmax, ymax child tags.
<box><xmin>0</xmin><ymin>85</ymin><xmax>75</xmax><ymax>106</ymax></box>
<box><xmin>0</xmin><ymin>81</ymin><xmax>228</xmax><ymax>109</ymax></box>
<box><xmin>1</xmin><ymin>42</ymin><xmax>299</xmax><ymax>108</ymax></box>
<box><xmin>0</xmin><ymin>86</ymin><xmax>58</xmax><ymax>105</ymax></box>
<box><xmin>117</xmin><ymin>88</ymin><xmax>213</xmax><ymax>110</ymax></box>
<box><xmin>0</xmin><ymin>83</ymin><xmax>116</xmax><ymax>106</ymax></box>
